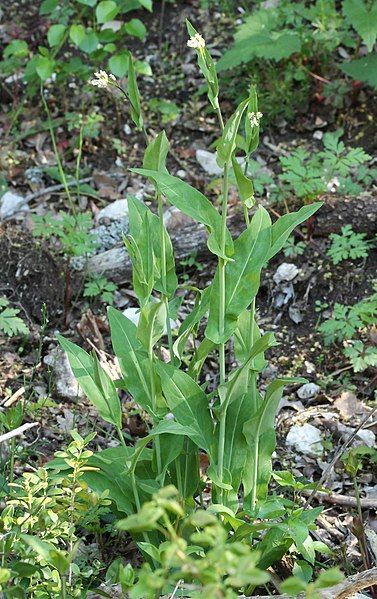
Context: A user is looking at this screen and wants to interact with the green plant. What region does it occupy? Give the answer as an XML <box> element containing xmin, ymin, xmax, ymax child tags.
<box><xmin>83</xmin><ymin>275</ymin><xmax>118</xmax><ymax>304</ymax></box>
<box><xmin>52</xmin><ymin>27</ymin><xmax>330</xmax><ymax>594</ymax></box>
<box><xmin>276</xmin><ymin>130</ymin><xmax>371</xmax><ymax>203</ymax></box>
<box><xmin>217</xmin><ymin>0</ymin><xmax>377</xmax><ymax>120</ymax></box>
<box><xmin>318</xmin><ymin>289</ymin><xmax>377</xmax><ymax>374</ymax></box>
<box><xmin>283</xmin><ymin>235</ymin><xmax>306</xmax><ymax>258</ymax></box>
<box><xmin>1</xmin><ymin>431</ymin><xmax>110</xmax><ymax>597</ymax></box>
<box><xmin>32</xmin><ymin>212</ymin><xmax>97</xmax><ymax>258</ymax></box>
<box><xmin>343</xmin><ymin>340</ymin><xmax>377</xmax><ymax>372</ymax></box>
<box><xmin>0</xmin><ymin>298</ymin><xmax>29</xmax><ymax>338</ymax></box>
<box><xmin>327</xmin><ymin>225</ymin><xmax>371</xmax><ymax>264</ymax></box>
<box><xmin>0</xmin><ymin>0</ymin><xmax>153</xmax><ymax>97</ymax></box>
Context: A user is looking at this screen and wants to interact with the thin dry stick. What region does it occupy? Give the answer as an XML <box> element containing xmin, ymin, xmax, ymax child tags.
<box><xmin>0</xmin><ymin>422</ymin><xmax>39</xmax><ymax>444</ymax></box>
<box><xmin>304</xmin><ymin>405</ymin><xmax>377</xmax><ymax>508</ymax></box>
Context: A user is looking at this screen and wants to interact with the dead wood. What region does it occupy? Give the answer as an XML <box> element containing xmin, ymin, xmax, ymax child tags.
<box><xmin>88</xmin><ymin>194</ymin><xmax>377</xmax><ymax>283</ymax></box>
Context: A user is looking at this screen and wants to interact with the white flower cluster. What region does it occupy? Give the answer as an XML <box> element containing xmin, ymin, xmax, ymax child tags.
<box><xmin>248</xmin><ymin>111</ymin><xmax>263</xmax><ymax>127</ymax></box>
<box><xmin>89</xmin><ymin>70</ymin><xmax>116</xmax><ymax>89</ymax></box>
<box><xmin>187</xmin><ymin>32</ymin><xmax>206</xmax><ymax>51</ymax></box>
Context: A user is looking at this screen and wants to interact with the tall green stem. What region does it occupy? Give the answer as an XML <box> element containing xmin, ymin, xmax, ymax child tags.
<box><xmin>217</xmin><ymin>161</ymin><xmax>229</xmax><ymax>493</ymax></box>
<box><xmin>157</xmin><ymin>194</ymin><xmax>174</xmax><ymax>362</ymax></box>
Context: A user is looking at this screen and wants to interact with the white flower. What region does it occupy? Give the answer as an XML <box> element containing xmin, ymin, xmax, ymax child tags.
<box><xmin>187</xmin><ymin>32</ymin><xmax>206</xmax><ymax>51</ymax></box>
<box><xmin>89</xmin><ymin>70</ymin><xmax>116</xmax><ymax>89</ymax></box>
<box><xmin>248</xmin><ymin>111</ymin><xmax>263</xmax><ymax>127</ymax></box>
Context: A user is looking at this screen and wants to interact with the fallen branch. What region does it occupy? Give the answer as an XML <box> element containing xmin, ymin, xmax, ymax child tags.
<box><xmin>0</xmin><ymin>422</ymin><xmax>39</xmax><ymax>444</ymax></box>
<box><xmin>88</xmin><ymin>194</ymin><xmax>377</xmax><ymax>283</ymax></box>
<box><xmin>302</xmin><ymin>489</ymin><xmax>377</xmax><ymax>510</ymax></box>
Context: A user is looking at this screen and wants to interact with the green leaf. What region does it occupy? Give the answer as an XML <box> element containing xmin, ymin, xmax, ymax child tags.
<box><xmin>108</xmin><ymin>53</ymin><xmax>129</xmax><ymax>77</ymax></box>
<box><xmin>77</xmin><ymin>0</ymin><xmax>97</xmax><ymax>5</ymax></box>
<box><xmin>40</xmin><ymin>0</ymin><xmax>58</xmax><ymax>14</ymax></box>
<box><xmin>125</xmin><ymin>199</ymin><xmax>157</xmax><ymax>304</ymax></box>
<box><xmin>143</xmin><ymin>131</ymin><xmax>169</xmax><ymax>173</ymax></box>
<box><xmin>79</xmin><ymin>31</ymin><xmax>99</xmax><ymax>54</ymax></box>
<box><xmin>217</xmin><ymin>28</ymin><xmax>301</xmax><ymax>71</ymax></box>
<box><xmin>137</xmin><ymin>300</ymin><xmax>167</xmax><ymax>350</ymax></box>
<box><xmin>232</xmin><ymin>156</ymin><xmax>254</xmax><ymax>208</ymax></box>
<box><xmin>217</xmin><ymin>99</ymin><xmax>249</xmax><ymax>167</ymax></box>
<box><xmin>243</xmin><ymin>377</ymin><xmax>306</xmax><ymax>504</ymax></box>
<box><xmin>85</xmin><ymin>446</ymin><xmax>135</xmax><ymax>514</ymax></box>
<box><xmin>0</xmin><ymin>302</ymin><xmax>29</xmax><ymax>337</ymax></box>
<box><xmin>124</xmin><ymin>18</ymin><xmax>147</xmax><ymax>39</ymax></box>
<box><xmin>267</xmin><ymin>202</ymin><xmax>322</xmax><ymax>261</ymax></box>
<box><xmin>341</xmin><ymin>54</ymin><xmax>377</xmax><ymax>88</ymax></box>
<box><xmin>138</xmin><ymin>0</ymin><xmax>152</xmax><ymax>10</ymax></box>
<box><xmin>343</xmin><ymin>0</ymin><xmax>377</xmax><ymax>52</ymax></box>
<box><xmin>219</xmin><ymin>333</ymin><xmax>277</xmax><ymax>413</ymax></box>
<box><xmin>173</xmin><ymin>287</ymin><xmax>211</xmax><ymax>359</ymax></box>
<box><xmin>206</xmin><ymin>206</ymin><xmax>271</xmax><ymax>343</ymax></box>
<box><xmin>127</xmin><ymin>52</ymin><xmax>143</xmax><ymax>130</ymax></box>
<box><xmin>132</xmin><ymin>169</ymin><xmax>234</xmax><ymax>260</ymax></box>
<box><xmin>156</xmin><ymin>362</ymin><xmax>214</xmax><ymax>455</ymax></box>
<box><xmin>57</xmin><ymin>335</ymin><xmax>122</xmax><ymax>428</ymax></box>
<box><xmin>69</xmin><ymin>24</ymin><xmax>86</xmax><ymax>47</ymax></box>
<box><xmin>96</xmin><ymin>0</ymin><xmax>119</xmax><ymax>23</ymax></box>
<box><xmin>47</xmin><ymin>24</ymin><xmax>66</xmax><ymax>47</ymax></box>
<box><xmin>234</xmin><ymin>310</ymin><xmax>266</xmax><ymax>370</ymax></box>
<box><xmin>107</xmin><ymin>307</ymin><xmax>157</xmax><ymax>415</ymax></box>
<box><xmin>35</xmin><ymin>55</ymin><xmax>55</xmax><ymax>81</ymax></box>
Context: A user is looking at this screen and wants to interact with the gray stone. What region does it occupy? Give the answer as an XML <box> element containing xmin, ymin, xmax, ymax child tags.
<box><xmin>196</xmin><ymin>149</ymin><xmax>245</xmax><ymax>176</ymax></box>
<box><xmin>96</xmin><ymin>199</ymin><xmax>129</xmax><ymax>222</ymax></box>
<box><xmin>286</xmin><ymin>423</ymin><xmax>323</xmax><ymax>457</ymax></box>
<box><xmin>297</xmin><ymin>382</ymin><xmax>320</xmax><ymax>400</ymax></box>
<box><xmin>273</xmin><ymin>262</ymin><xmax>299</xmax><ymax>284</ymax></box>
<box><xmin>0</xmin><ymin>191</ymin><xmax>28</xmax><ymax>220</ymax></box>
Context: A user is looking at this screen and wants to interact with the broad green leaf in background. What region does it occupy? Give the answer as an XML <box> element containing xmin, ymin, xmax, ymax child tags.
<box><xmin>217</xmin><ymin>12</ymin><xmax>301</xmax><ymax>72</ymax></box>
<box><xmin>35</xmin><ymin>55</ymin><xmax>55</xmax><ymax>81</ymax></box>
<box><xmin>156</xmin><ymin>362</ymin><xmax>214</xmax><ymax>455</ymax></box>
<box><xmin>47</xmin><ymin>24</ymin><xmax>66</xmax><ymax>47</ymax></box>
<box><xmin>57</xmin><ymin>335</ymin><xmax>122</xmax><ymax>429</ymax></box>
<box><xmin>124</xmin><ymin>18</ymin><xmax>147</xmax><ymax>40</ymax></box>
<box><xmin>109</xmin><ymin>53</ymin><xmax>129</xmax><ymax>77</ymax></box>
<box><xmin>79</xmin><ymin>31</ymin><xmax>99</xmax><ymax>54</ymax></box>
<box><xmin>217</xmin><ymin>99</ymin><xmax>249</xmax><ymax>167</ymax></box>
<box><xmin>343</xmin><ymin>0</ymin><xmax>377</xmax><ymax>52</ymax></box>
<box><xmin>132</xmin><ymin>169</ymin><xmax>234</xmax><ymax>260</ymax></box>
<box><xmin>243</xmin><ymin>377</ymin><xmax>306</xmax><ymax>505</ymax></box>
<box><xmin>341</xmin><ymin>53</ymin><xmax>377</xmax><ymax>88</ymax></box>
<box><xmin>69</xmin><ymin>24</ymin><xmax>86</xmax><ymax>47</ymax></box>
<box><xmin>77</xmin><ymin>0</ymin><xmax>97</xmax><ymax>5</ymax></box>
<box><xmin>267</xmin><ymin>202</ymin><xmax>322</xmax><ymax>261</ymax></box>
<box><xmin>96</xmin><ymin>0</ymin><xmax>119</xmax><ymax>24</ymax></box>
<box><xmin>206</xmin><ymin>207</ymin><xmax>271</xmax><ymax>343</ymax></box>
